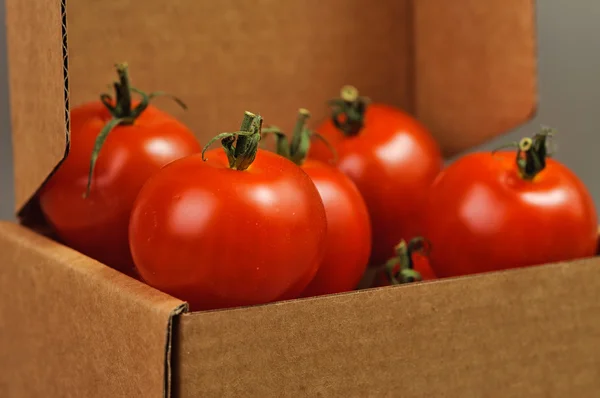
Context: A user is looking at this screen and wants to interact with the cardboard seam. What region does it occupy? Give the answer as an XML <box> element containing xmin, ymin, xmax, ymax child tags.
<box><xmin>61</xmin><ymin>0</ymin><xmax>71</xmax><ymax>158</ymax></box>
<box><xmin>164</xmin><ymin>303</ymin><xmax>188</xmax><ymax>398</ymax></box>
<box><xmin>16</xmin><ymin>0</ymin><xmax>71</xmax><ymax>220</ymax></box>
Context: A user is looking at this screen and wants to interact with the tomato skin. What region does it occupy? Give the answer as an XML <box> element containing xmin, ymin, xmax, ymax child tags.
<box><xmin>310</xmin><ymin>103</ymin><xmax>443</xmax><ymax>267</ymax></box>
<box><xmin>424</xmin><ymin>151</ymin><xmax>598</xmax><ymax>277</ymax></box>
<box><xmin>39</xmin><ymin>101</ymin><xmax>200</xmax><ymax>277</ymax></box>
<box><xmin>292</xmin><ymin>159</ymin><xmax>372</xmax><ymax>297</ymax></box>
<box><xmin>413</xmin><ymin>254</ymin><xmax>436</xmax><ymax>281</ymax></box>
<box><xmin>128</xmin><ymin>149</ymin><xmax>328</xmax><ymax>311</ymax></box>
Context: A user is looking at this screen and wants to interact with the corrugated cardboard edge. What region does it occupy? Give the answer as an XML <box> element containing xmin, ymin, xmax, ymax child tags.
<box><xmin>17</xmin><ymin>0</ymin><xmax>71</xmax><ymax>228</ymax></box>
<box><xmin>0</xmin><ymin>221</ymin><xmax>188</xmax><ymax>398</ymax></box>
<box><xmin>164</xmin><ymin>303</ymin><xmax>188</xmax><ymax>398</ymax></box>
<box><xmin>175</xmin><ymin>257</ymin><xmax>600</xmax><ymax>397</ymax></box>
<box><xmin>5</xmin><ymin>0</ymin><xmax>70</xmax><ymax>214</ymax></box>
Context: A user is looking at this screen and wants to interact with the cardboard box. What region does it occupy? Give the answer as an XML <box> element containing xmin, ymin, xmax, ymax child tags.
<box><xmin>3</xmin><ymin>0</ymin><xmax>600</xmax><ymax>397</ymax></box>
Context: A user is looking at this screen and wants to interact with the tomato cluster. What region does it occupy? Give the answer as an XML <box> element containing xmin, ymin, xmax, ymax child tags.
<box><xmin>39</xmin><ymin>64</ymin><xmax>599</xmax><ymax>311</ymax></box>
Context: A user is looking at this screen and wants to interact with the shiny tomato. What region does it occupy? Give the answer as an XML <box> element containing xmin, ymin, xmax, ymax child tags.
<box><xmin>264</xmin><ymin>109</ymin><xmax>371</xmax><ymax>298</ymax></box>
<box><xmin>309</xmin><ymin>86</ymin><xmax>443</xmax><ymax>267</ymax></box>
<box><xmin>299</xmin><ymin>161</ymin><xmax>371</xmax><ymax>296</ymax></box>
<box><xmin>424</xmin><ymin>129</ymin><xmax>598</xmax><ymax>277</ymax></box>
<box><xmin>129</xmin><ymin>112</ymin><xmax>328</xmax><ymax>311</ymax></box>
<box><xmin>39</xmin><ymin>63</ymin><xmax>200</xmax><ymax>277</ymax></box>
<box><xmin>373</xmin><ymin>237</ymin><xmax>436</xmax><ymax>287</ymax></box>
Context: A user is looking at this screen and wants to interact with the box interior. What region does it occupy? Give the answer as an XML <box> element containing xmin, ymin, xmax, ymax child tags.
<box><xmin>6</xmin><ymin>0</ymin><xmax>537</xmax><ymax>215</ymax></box>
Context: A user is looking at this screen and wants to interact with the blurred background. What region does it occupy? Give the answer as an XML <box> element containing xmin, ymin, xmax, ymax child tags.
<box><xmin>1</xmin><ymin>0</ymin><xmax>600</xmax><ymax>220</ymax></box>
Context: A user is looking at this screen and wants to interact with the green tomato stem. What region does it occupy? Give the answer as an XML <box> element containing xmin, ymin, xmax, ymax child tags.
<box><xmin>202</xmin><ymin>111</ymin><xmax>263</xmax><ymax>171</ymax></box>
<box><xmin>384</xmin><ymin>237</ymin><xmax>430</xmax><ymax>285</ymax></box>
<box><xmin>328</xmin><ymin>85</ymin><xmax>370</xmax><ymax>137</ymax></box>
<box><xmin>492</xmin><ymin>126</ymin><xmax>556</xmax><ymax>181</ymax></box>
<box><xmin>84</xmin><ymin>63</ymin><xmax>187</xmax><ymax>198</ymax></box>
<box><xmin>289</xmin><ymin>108</ymin><xmax>312</xmax><ymax>164</ymax></box>
<box><xmin>261</xmin><ymin>109</ymin><xmax>338</xmax><ymax>166</ymax></box>
<box><xmin>517</xmin><ymin>127</ymin><xmax>555</xmax><ymax>180</ymax></box>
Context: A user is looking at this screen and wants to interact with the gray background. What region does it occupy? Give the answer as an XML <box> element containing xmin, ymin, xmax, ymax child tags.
<box><xmin>1</xmin><ymin>0</ymin><xmax>599</xmax><ymax>220</ymax></box>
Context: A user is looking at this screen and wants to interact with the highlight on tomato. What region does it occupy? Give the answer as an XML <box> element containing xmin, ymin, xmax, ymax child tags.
<box><xmin>424</xmin><ymin>127</ymin><xmax>598</xmax><ymax>278</ymax></box>
<box><xmin>309</xmin><ymin>85</ymin><xmax>443</xmax><ymax>267</ymax></box>
<box><xmin>39</xmin><ymin>63</ymin><xmax>201</xmax><ymax>277</ymax></box>
<box><xmin>262</xmin><ymin>108</ymin><xmax>372</xmax><ymax>298</ymax></box>
<box><xmin>373</xmin><ymin>237</ymin><xmax>436</xmax><ymax>287</ymax></box>
<box><xmin>128</xmin><ymin>111</ymin><xmax>328</xmax><ymax>311</ymax></box>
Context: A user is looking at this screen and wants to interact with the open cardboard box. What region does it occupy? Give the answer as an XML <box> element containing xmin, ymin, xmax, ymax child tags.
<box><xmin>2</xmin><ymin>0</ymin><xmax>600</xmax><ymax>397</ymax></box>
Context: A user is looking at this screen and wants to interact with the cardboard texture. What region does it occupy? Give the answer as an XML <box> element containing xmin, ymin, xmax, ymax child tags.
<box><xmin>175</xmin><ymin>258</ymin><xmax>600</xmax><ymax>397</ymax></box>
<box><xmin>0</xmin><ymin>222</ymin><xmax>186</xmax><ymax>397</ymax></box>
<box><xmin>6</xmin><ymin>0</ymin><xmax>536</xmax><ymax>212</ymax></box>
<box><xmin>414</xmin><ymin>0</ymin><xmax>537</xmax><ymax>156</ymax></box>
<box><xmin>9</xmin><ymin>0</ymin><xmax>599</xmax><ymax>397</ymax></box>
<box><xmin>4</xmin><ymin>0</ymin><xmax>68</xmax><ymax>214</ymax></box>
<box><xmin>64</xmin><ymin>0</ymin><xmax>536</xmax><ymax>160</ymax></box>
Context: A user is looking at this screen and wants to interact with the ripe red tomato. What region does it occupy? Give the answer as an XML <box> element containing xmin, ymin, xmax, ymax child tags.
<box><xmin>39</xmin><ymin>63</ymin><xmax>200</xmax><ymax>277</ymax></box>
<box><xmin>424</xmin><ymin>129</ymin><xmax>598</xmax><ymax>277</ymax></box>
<box><xmin>129</xmin><ymin>112</ymin><xmax>328</xmax><ymax>311</ymax></box>
<box><xmin>309</xmin><ymin>86</ymin><xmax>443</xmax><ymax>267</ymax></box>
<box><xmin>373</xmin><ymin>237</ymin><xmax>436</xmax><ymax>287</ymax></box>
<box><xmin>263</xmin><ymin>109</ymin><xmax>371</xmax><ymax>298</ymax></box>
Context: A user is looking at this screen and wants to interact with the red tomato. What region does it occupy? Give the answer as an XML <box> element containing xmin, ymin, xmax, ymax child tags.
<box><xmin>264</xmin><ymin>109</ymin><xmax>371</xmax><ymax>298</ymax></box>
<box><xmin>299</xmin><ymin>160</ymin><xmax>372</xmax><ymax>296</ymax></box>
<box><xmin>424</xmin><ymin>129</ymin><xmax>598</xmax><ymax>277</ymax></box>
<box><xmin>39</xmin><ymin>63</ymin><xmax>200</xmax><ymax>277</ymax></box>
<box><xmin>129</xmin><ymin>112</ymin><xmax>328</xmax><ymax>311</ymax></box>
<box><xmin>309</xmin><ymin>86</ymin><xmax>443</xmax><ymax>267</ymax></box>
<box><xmin>373</xmin><ymin>237</ymin><xmax>437</xmax><ymax>287</ymax></box>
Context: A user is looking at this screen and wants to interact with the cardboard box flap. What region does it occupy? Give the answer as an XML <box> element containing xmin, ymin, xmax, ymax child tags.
<box><xmin>175</xmin><ymin>258</ymin><xmax>600</xmax><ymax>397</ymax></box>
<box><xmin>0</xmin><ymin>221</ymin><xmax>187</xmax><ymax>398</ymax></box>
<box><xmin>414</xmin><ymin>0</ymin><xmax>537</xmax><ymax>156</ymax></box>
<box><xmin>5</xmin><ymin>0</ymin><xmax>69</xmax><ymax>213</ymax></box>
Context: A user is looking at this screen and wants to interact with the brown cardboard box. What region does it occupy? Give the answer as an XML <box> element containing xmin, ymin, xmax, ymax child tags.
<box><xmin>3</xmin><ymin>0</ymin><xmax>600</xmax><ymax>397</ymax></box>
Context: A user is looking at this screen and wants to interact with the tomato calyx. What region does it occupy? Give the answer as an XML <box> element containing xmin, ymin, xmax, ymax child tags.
<box><xmin>84</xmin><ymin>62</ymin><xmax>187</xmax><ymax>198</ymax></box>
<box><xmin>262</xmin><ymin>108</ymin><xmax>337</xmax><ymax>165</ymax></box>
<box><xmin>202</xmin><ymin>111</ymin><xmax>264</xmax><ymax>171</ymax></box>
<box><xmin>492</xmin><ymin>126</ymin><xmax>557</xmax><ymax>180</ymax></box>
<box><xmin>383</xmin><ymin>237</ymin><xmax>431</xmax><ymax>284</ymax></box>
<box><xmin>328</xmin><ymin>85</ymin><xmax>371</xmax><ymax>136</ymax></box>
